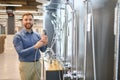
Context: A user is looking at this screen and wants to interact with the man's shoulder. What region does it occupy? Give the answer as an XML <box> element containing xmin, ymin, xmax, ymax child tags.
<box><xmin>33</xmin><ymin>31</ymin><xmax>40</xmax><ymax>38</ymax></box>
<box><xmin>33</xmin><ymin>31</ymin><xmax>40</xmax><ymax>35</ymax></box>
<box><xmin>33</xmin><ymin>30</ymin><xmax>39</xmax><ymax>34</ymax></box>
<box><xmin>14</xmin><ymin>29</ymin><xmax>25</xmax><ymax>38</ymax></box>
<box><xmin>15</xmin><ymin>31</ymin><xmax>22</xmax><ymax>36</ymax></box>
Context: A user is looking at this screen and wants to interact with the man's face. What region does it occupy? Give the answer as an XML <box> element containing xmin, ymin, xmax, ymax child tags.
<box><xmin>22</xmin><ymin>15</ymin><xmax>34</xmax><ymax>29</ymax></box>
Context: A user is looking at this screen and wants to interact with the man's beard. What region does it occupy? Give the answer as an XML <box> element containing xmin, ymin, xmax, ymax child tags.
<box><xmin>25</xmin><ymin>23</ymin><xmax>33</xmax><ymax>29</ymax></box>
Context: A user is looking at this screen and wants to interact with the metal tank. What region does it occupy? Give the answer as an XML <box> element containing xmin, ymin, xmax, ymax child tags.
<box><xmin>91</xmin><ymin>0</ymin><xmax>117</xmax><ymax>80</ymax></box>
<box><xmin>43</xmin><ymin>0</ymin><xmax>118</xmax><ymax>80</ymax></box>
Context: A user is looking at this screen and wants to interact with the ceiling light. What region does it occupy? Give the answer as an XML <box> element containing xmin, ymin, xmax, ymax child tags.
<box><xmin>0</xmin><ymin>10</ymin><xmax>6</xmax><ymax>12</ymax></box>
<box><xmin>0</xmin><ymin>4</ymin><xmax>22</xmax><ymax>7</ymax></box>
<box><xmin>36</xmin><ymin>0</ymin><xmax>49</xmax><ymax>4</ymax></box>
<box><xmin>15</xmin><ymin>10</ymin><xmax>39</xmax><ymax>13</ymax></box>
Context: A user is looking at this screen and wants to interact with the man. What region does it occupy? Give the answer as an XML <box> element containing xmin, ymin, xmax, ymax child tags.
<box><xmin>13</xmin><ymin>12</ymin><xmax>48</xmax><ymax>80</ymax></box>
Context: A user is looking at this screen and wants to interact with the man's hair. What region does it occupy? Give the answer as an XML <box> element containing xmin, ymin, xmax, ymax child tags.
<box><xmin>22</xmin><ymin>12</ymin><xmax>34</xmax><ymax>18</ymax></box>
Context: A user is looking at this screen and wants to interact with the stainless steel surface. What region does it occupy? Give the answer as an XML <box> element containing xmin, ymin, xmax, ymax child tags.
<box><xmin>114</xmin><ymin>1</ymin><xmax>120</xmax><ymax>80</ymax></box>
<box><xmin>44</xmin><ymin>0</ymin><xmax>118</xmax><ymax>80</ymax></box>
<box><xmin>113</xmin><ymin>1</ymin><xmax>119</xmax><ymax>80</ymax></box>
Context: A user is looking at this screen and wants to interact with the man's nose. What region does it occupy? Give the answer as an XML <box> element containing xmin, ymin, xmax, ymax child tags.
<box><xmin>26</xmin><ymin>20</ymin><xmax>31</xmax><ymax>23</ymax></box>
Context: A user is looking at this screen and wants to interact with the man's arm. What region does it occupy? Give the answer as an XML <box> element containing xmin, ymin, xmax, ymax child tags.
<box><xmin>13</xmin><ymin>34</ymin><xmax>37</xmax><ymax>57</ymax></box>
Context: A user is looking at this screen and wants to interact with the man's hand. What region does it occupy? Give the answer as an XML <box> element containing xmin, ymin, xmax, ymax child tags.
<box><xmin>34</xmin><ymin>35</ymin><xmax>48</xmax><ymax>49</ymax></box>
<box><xmin>40</xmin><ymin>35</ymin><xmax>48</xmax><ymax>46</ymax></box>
<box><xmin>34</xmin><ymin>40</ymin><xmax>44</xmax><ymax>49</ymax></box>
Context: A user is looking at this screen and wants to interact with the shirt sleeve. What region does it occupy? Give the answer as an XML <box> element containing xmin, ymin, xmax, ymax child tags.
<box><xmin>13</xmin><ymin>34</ymin><xmax>36</xmax><ymax>57</ymax></box>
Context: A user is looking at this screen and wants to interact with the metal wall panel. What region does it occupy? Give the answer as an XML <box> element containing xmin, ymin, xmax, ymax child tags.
<box><xmin>44</xmin><ymin>0</ymin><xmax>117</xmax><ymax>80</ymax></box>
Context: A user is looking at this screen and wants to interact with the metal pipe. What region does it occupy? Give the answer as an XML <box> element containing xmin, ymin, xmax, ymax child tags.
<box><xmin>71</xmin><ymin>0</ymin><xmax>75</xmax><ymax>73</ymax></box>
<box><xmin>114</xmin><ymin>1</ymin><xmax>120</xmax><ymax>80</ymax></box>
<box><xmin>75</xmin><ymin>9</ymin><xmax>78</xmax><ymax>80</ymax></box>
<box><xmin>62</xmin><ymin>0</ymin><xmax>68</xmax><ymax>63</ymax></box>
<box><xmin>90</xmin><ymin>1</ymin><xmax>97</xmax><ymax>80</ymax></box>
<box><xmin>83</xmin><ymin>0</ymin><xmax>88</xmax><ymax>80</ymax></box>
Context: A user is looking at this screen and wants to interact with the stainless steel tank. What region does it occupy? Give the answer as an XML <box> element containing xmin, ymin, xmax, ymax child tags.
<box><xmin>44</xmin><ymin>0</ymin><xmax>118</xmax><ymax>80</ymax></box>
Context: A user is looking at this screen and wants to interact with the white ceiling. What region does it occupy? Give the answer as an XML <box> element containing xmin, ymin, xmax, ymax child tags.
<box><xmin>0</xmin><ymin>0</ymin><xmax>50</xmax><ymax>27</ymax></box>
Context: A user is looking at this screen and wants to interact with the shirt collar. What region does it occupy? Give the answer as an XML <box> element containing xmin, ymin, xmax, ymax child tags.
<box><xmin>23</xmin><ymin>28</ymin><xmax>33</xmax><ymax>34</ymax></box>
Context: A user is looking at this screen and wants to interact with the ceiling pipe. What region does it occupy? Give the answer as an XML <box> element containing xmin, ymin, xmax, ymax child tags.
<box><xmin>45</xmin><ymin>0</ymin><xmax>61</xmax><ymax>10</ymax></box>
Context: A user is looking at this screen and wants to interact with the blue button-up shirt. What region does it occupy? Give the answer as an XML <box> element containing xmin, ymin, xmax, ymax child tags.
<box><xmin>13</xmin><ymin>28</ymin><xmax>47</xmax><ymax>62</ymax></box>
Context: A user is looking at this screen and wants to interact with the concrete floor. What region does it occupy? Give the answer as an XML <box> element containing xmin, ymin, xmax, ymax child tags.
<box><xmin>0</xmin><ymin>35</ymin><xmax>20</xmax><ymax>80</ymax></box>
<box><xmin>0</xmin><ymin>35</ymin><xmax>49</xmax><ymax>80</ymax></box>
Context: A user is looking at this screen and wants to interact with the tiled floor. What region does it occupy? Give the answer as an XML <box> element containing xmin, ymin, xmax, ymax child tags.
<box><xmin>0</xmin><ymin>35</ymin><xmax>20</xmax><ymax>80</ymax></box>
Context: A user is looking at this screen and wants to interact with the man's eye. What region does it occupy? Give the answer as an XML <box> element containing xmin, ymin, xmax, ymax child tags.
<box><xmin>24</xmin><ymin>19</ymin><xmax>28</xmax><ymax>21</ymax></box>
<box><xmin>24</xmin><ymin>18</ymin><xmax>32</xmax><ymax>21</ymax></box>
<box><xmin>29</xmin><ymin>19</ymin><xmax>32</xmax><ymax>21</ymax></box>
